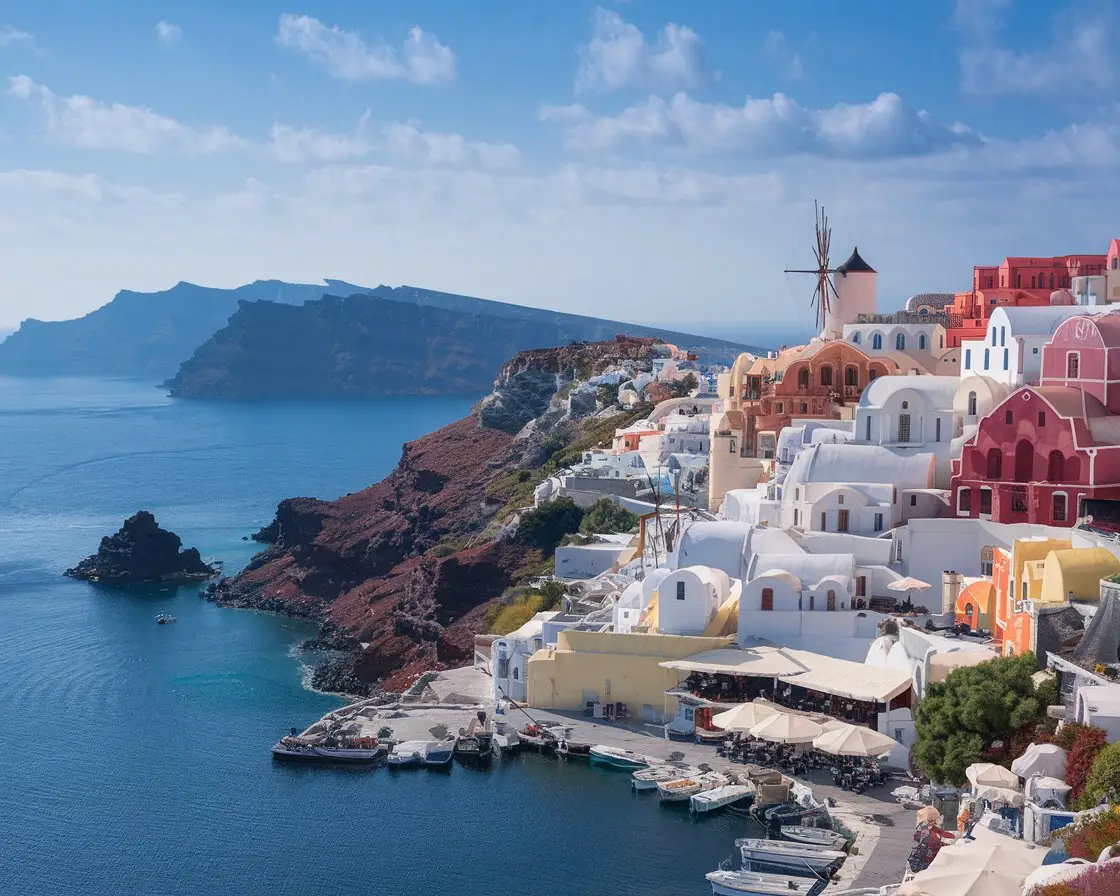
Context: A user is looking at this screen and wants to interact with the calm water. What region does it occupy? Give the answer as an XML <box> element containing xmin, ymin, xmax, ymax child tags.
<box><xmin>0</xmin><ymin>378</ymin><xmax>745</xmax><ymax>895</ymax></box>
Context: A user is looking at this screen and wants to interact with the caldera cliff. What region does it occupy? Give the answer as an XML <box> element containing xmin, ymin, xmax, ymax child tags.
<box><xmin>206</xmin><ymin>337</ymin><xmax>659</xmax><ymax>693</ymax></box>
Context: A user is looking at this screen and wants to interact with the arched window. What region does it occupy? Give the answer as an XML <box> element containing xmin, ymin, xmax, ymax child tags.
<box><xmin>1066</xmin><ymin>454</ymin><xmax>1081</xmax><ymax>482</ymax></box>
<box><xmin>820</xmin><ymin>366</ymin><xmax>833</xmax><ymax>387</ymax></box>
<box><xmin>761</xmin><ymin>588</ymin><xmax>773</xmax><ymax>611</ymax></box>
<box><xmin>872</xmin><ymin>333</ymin><xmax>883</xmax><ymax>350</ymax></box>
<box><xmin>845</xmin><ymin>366</ymin><xmax>858</xmax><ymax>387</ymax></box>
<box><xmin>869</xmin><ymin>369</ymin><xmax>878</xmax><ymax>381</ymax></box>
<box><xmin>809</xmin><ymin>594</ymin><xmax>815</xmax><ymax>611</ymax></box>
<box><xmin>826</xmin><ymin>590</ymin><xmax>836</xmax><ymax>611</ymax></box>
<box><xmin>851</xmin><ymin>331</ymin><xmax>862</xmax><ymax>344</ymax></box>
<box><xmin>918</xmin><ymin>334</ymin><xmax>927</xmax><ymax>350</ymax></box>
<box><xmin>964</xmin><ymin>603</ymin><xmax>974</xmax><ymax>621</ymax></box>
<box><xmin>1052</xmin><ymin>493</ymin><xmax>1068</xmax><ymax>523</ymax></box>
<box><xmin>1000</xmin><ymin>327</ymin><xmax>1006</xmax><ymax>347</ymax></box>
<box><xmin>797</xmin><ymin>368</ymin><xmax>809</xmax><ymax>388</ymax></box>
<box><xmin>980</xmin><ymin>545</ymin><xmax>994</xmax><ymax>575</ymax></box>
<box><xmin>1047</xmin><ymin>450</ymin><xmax>1064</xmax><ymax>482</ymax></box>
<box><xmin>512</xmin><ymin>667</ymin><xmax>519</xmax><ymax>681</ymax></box>
<box><xmin>984</xmin><ymin>349</ymin><xmax>990</xmax><ymax>370</ymax></box>
<box><xmin>1014</xmin><ymin>439</ymin><xmax>1034</xmax><ymax>482</ymax></box>
<box><xmin>986</xmin><ymin>447</ymin><xmax>1003</xmax><ymax>479</ymax></box>
<box><xmin>1003</xmin><ymin>349</ymin><xmax>1009</xmax><ymax>369</ymax></box>
<box><xmin>895</xmin><ymin>333</ymin><xmax>906</xmax><ymax>351</ymax></box>
<box><xmin>939</xmin><ymin>334</ymin><xmax>944</xmax><ymax>349</ymax></box>
<box><xmin>967</xmin><ymin>391</ymin><xmax>977</xmax><ymax>416</ymax></box>
<box><xmin>1050</xmin><ymin>273</ymin><xmax>1055</xmax><ymax>289</ymax></box>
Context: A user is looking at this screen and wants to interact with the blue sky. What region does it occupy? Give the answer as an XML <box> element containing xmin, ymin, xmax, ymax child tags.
<box><xmin>1</xmin><ymin>0</ymin><xmax>1118</xmax><ymax>330</ymax></box>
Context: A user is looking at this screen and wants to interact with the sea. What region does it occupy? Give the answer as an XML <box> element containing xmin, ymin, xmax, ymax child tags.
<box><xmin>0</xmin><ymin>377</ymin><xmax>747</xmax><ymax>896</ymax></box>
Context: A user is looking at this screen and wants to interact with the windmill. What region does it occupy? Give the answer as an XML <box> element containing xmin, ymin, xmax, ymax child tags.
<box><xmin>784</xmin><ymin>201</ymin><xmax>840</xmax><ymax>331</ymax></box>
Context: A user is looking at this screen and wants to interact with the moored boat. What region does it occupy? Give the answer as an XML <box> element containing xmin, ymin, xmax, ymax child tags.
<box><xmin>271</xmin><ymin>733</ymin><xmax>386</xmax><ymax>763</ymax></box>
<box><xmin>705</xmin><ymin>869</ymin><xmax>825</xmax><ymax>896</ymax></box>
<box><xmin>588</xmin><ymin>745</ymin><xmax>652</xmax><ymax>770</ymax></box>
<box><xmin>155</xmin><ymin>614</ymin><xmax>176</xmax><ymax>625</ymax></box>
<box><xmin>423</xmin><ymin>738</ymin><xmax>455</xmax><ymax>769</ymax></box>
<box><xmin>780</xmin><ymin>826</ymin><xmax>848</xmax><ymax>851</ymax></box>
<box><xmin>455</xmin><ymin>711</ymin><xmax>495</xmax><ymax>764</ymax></box>
<box><xmin>631</xmin><ymin>764</ymin><xmax>701</xmax><ymax>791</ymax></box>
<box><xmin>736</xmin><ymin>838</ymin><xmax>846</xmax><ymax>875</ymax></box>
<box><xmin>386</xmin><ymin>741</ymin><xmax>427</xmax><ymax>768</ymax></box>
<box><xmin>690</xmin><ymin>783</ymin><xmax>755</xmax><ymax>814</ymax></box>
<box><xmin>555</xmin><ymin>738</ymin><xmax>591</xmax><ymax>760</ymax></box>
<box><xmin>658</xmin><ymin>771</ymin><xmax>729</xmax><ymax>803</ymax></box>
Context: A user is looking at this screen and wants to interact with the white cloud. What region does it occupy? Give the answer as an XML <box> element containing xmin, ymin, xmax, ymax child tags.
<box><xmin>0</xmin><ymin>25</ymin><xmax>32</xmax><ymax>47</ymax></box>
<box><xmin>763</xmin><ymin>31</ymin><xmax>804</xmax><ymax>81</ymax></box>
<box><xmin>8</xmin><ymin>75</ymin><xmax>245</xmax><ymax>154</ymax></box>
<box><xmin>155</xmin><ymin>21</ymin><xmax>182</xmax><ymax>44</ymax></box>
<box><xmin>960</xmin><ymin>16</ymin><xmax>1117</xmax><ymax>98</ymax></box>
<box><xmin>576</xmin><ymin>7</ymin><xmax>705</xmax><ymax>93</ymax></box>
<box><xmin>276</xmin><ymin>14</ymin><xmax>455</xmax><ymax>85</ymax></box>
<box><xmin>269</xmin><ymin>122</ymin><xmax>370</xmax><ymax>164</ymax></box>
<box><xmin>381</xmin><ymin>122</ymin><xmax>520</xmax><ymax>168</ymax></box>
<box><xmin>540</xmin><ymin>91</ymin><xmax>977</xmax><ymax>158</ymax></box>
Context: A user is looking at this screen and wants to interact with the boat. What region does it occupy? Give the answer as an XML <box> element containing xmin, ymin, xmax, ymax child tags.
<box><xmin>780</xmin><ymin>826</ymin><xmax>848</xmax><ymax>851</ymax></box>
<box><xmin>736</xmin><ymin>838</ymin><xmax>846</xmax><ymax>875</ymax></box>
<box><xmin>455</xmin><ymin>712</ymin><xmax>494</xmax><ymax>764</ymax></box>
<box><xmin>588</xmin><ymin>745</ymin><xmax>652</xmax><ymax>770</ymax></box>
<box><xmin>155</xmin><ymin>614</ymin><xmax>176</xmax><ymax>625</ymax></box>
<box><xmin>386</xmin><ymin>741</ymin><xmax>427</xmax><ymax>768</ymax></box>
<box><xmin>657</xmin><ymin>771</ymin><xmax>729</xmax><ymax>803</ymax></box>
<box><xmin>555</xmin><ymin>738</ymin><xmax>591</xmax><ymax>760</ymax></box>
<box><xmin>271</xmin><ymin>735</ymin><xmax>319</xmax><ymax>761</ymax></box>
<box><xmin>760</xmin><ymin>800</ymin><xmax>829</xmax><ymax>829</ymax></box>
<box><xmin>632</xmin><ymin>764</ymin><xmax>701</xmax><ymax>791</ymax></box>
<box><xmin>690</xmin><ymin>783</ymin><xmax>755</xmax><ymax>814</ymax></box>
<box><xmin>424</xmin><ymin>738</ymin><xmax>455</xmax><ymax>769</ymax></box>
<box><xmin>705</xmin><ymin>869</ymin><xmax>826</xmax><ymax>896</ymax></box>
<box><xmin>518</xmin><ymin>723</ymin><xmax>565</xmax><ymax>752</ymax></box>
<box><xmin>271</xmin><ymin>734</ymin><xmax>386</xmax><ymax>763</ymax></box>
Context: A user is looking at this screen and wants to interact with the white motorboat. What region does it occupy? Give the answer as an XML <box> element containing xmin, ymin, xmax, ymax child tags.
<box><xmin>272</xmin><ymin>733</ymin><xmax>385</xmax><ymax>763</ymax></box>
<box><xmin>423</xmin><ymin>738</ymin><xmax>455</xmax><ymax>769</ymax></box>
<box><xmin>631</xmin><ymin>764</ymin><xmax>700</xmax><ymax>791</ymax></box>
<box><xmin>386</xmin><ymin>741</ymin><xmax>428</xmax><ymax>768</ymax></box>
<box><xmin>780</xmin><ymin>826</ymin><xmax>848</xmax><ymax>850</ymax></box>
<box><xmin>705</xmin><ymin>869</ymin><xmax>825</xmax><ymax>896</ymax></box>
<box><xmin>588</xmin><ymin>745</ymin><xmax>652</xmax><ymax>770</ymax></box>
<box><xmin>737</xmin><ymin>838</ymin><xmax>846</xmax><ymax>874</ymax></box>
<box><xmin>690</xmin><ymin>783</ymin><xmax>755</xmax><ymax>814</ymax></box>
<box><xmin>657</xmin><ymin>771</ymin><xmax>729</xmax><ymax>803</ymax></box>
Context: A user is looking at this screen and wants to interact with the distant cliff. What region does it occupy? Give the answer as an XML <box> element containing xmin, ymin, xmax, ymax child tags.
<box><xmin>165</xmin><ymin>292</ymin><xmax>751</xmax><ymax>399</ymax></box>
<box><xmin>0</xmin><ymin>279</ymin><xmax>758</xmax><ymax>383</ymax></box>
<box><xmin>0</xmin><ymin>280</ymin><xmax>371</xmax><ymax>380</ymax></box>
<box><xmin>205</xmin><ymin>339</ymin><xmax>654</xmax><ymax>692</ymax></box>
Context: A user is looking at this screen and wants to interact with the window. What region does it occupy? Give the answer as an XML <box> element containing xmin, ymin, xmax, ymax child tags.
<box><xmin>1011</xmin><ymin>487</ymin><xmax>1028</xmax><ymax>514</ymax></box>
<box><xmin>940</xmin><ymin>335</ymin><xmax>944</xmax><ymax>349</ymax></box>
<box><xmin>1005</xmin><ymin>409</ymin><xmax>1013</xmax><ymax>425</ymax></box>
<box><xmin>837</xmin><ymin>509</ymin><xmax>850</xmax><ymax>532</ymax></box>
<box><xmin>1014</xmin><ymin>439</ymin><xmax>1033</xmax><ymax>481</ymax></box>
<box><xmin>898</xmin><ymin>413</ymin><xmax>911</xmax><ymax>442</ymax></box>
<box><xmin>1067</xmin><ymin>352</ymin><xmax>1080</xmax><ymax>379</ymax></box>
<box><xmin>761</xmin><ymin>588</ymin><xmax>773</xmax><ymax>611</ymax></box>
<box><xmin>798</xmin><ymin>368</ymin><xmax>809</xmax><ymax>388</ymax></box>
<box><xmin>793</xmin><ymin>509</ymin><xmax>799</xmax><ymax>526</ymax></box>
<box><xmin>968</xmin><ymin>391</ymin><xmax>977</xmax><ymax>416</ymax></box>
<box><xmin>1052</xmin><ymin>493</ymin><xmax>1068</xmax><ymax>522</ymax></box>
<box><xmin>820</xmin><ymin>366</ymin><xmax>833</xmax><ymax>387</ymax></box>
<box><xmin>837</xmin><ymin>494</ymin><xmax>844</xmax><ymax>504</ymax></box>
<box><xmin>865</xmin><ymin>416</ymin><xmax>872</xmax><ymax>440</ymax></box>
<box><xmin>895</xmin><ymin>539</ymin><xmax>903</xmax><ymax>562</ymax></box>
<box><xmin>800</xmin><ymin>403</ymin><xmax>808</xmax><ymax>413</ymax></box>
<box><xmin>980</xmin><ymin>545</ymin><xmax>994</xmax><ymax>575</ymax></box>
<box><xmin>856</xmin><ymin>576</ymin><xmax>866</xmax><ymax>596</ymax></box>
<box><xmin>795</xmin><ymin>488</ymin><xmax>800</xmax><ymax>500</ymax></box>
<box><xmin>809</xmin><ymin>594</ymin><xmax>815</xmax><ymax>611</ymax></box>
<box><xmin>965</xmin><ymin>349</ymin><xmax>972</xmax><ymax>369</ymax></box>
<box><xmin>729</xmin><ymin>439</ymin><xmax>736</xmax><ymax>453</ymax></box>
<box><xmin>776</xmin><ymin>403</ymin><xmax>783</xmax><ymax>412</ymax></box>
<box><xmin>852</xmin><ymin>331</ymin><xmax>862</xmax><ymax>343</ymax></box>
<box><xmin>874</xmin><ymin>512</ymin><xmax>884</xmax><ymax>531</ymax></box>
<box><xmin>984</xmin><ymin>348</ymin><xmax>990</xmax><ymax>370</ymax></box>
<box><xmin>1038</xmin><ymin>411</ymin><xmax>1046</xmax><ymax>427</ymax></box>
<box><xmin>918</xmin><ymin>334</ymin><xmax>927</xmax><ymax>350</ymax></box>
<box><xmin>820</xmin><ymin>512</ymin><xmax>827</xmax><ymax>530</ymax></box>
<box><xmin>910</xmin><ymin>495</ymin><xmax>917</xmax><ymax>506</ymax></box>
<box><xmin>980</xmin><ymin>487</ymin><xmax>992</xmax><ymax>514</ymax></box>
<box><xmin>935</xmin><ymin>418</ymin><xmax>942</xmax><ymax>442</ymax></box>
<box><xmin>991</xmin><ymin>327</ymin><xmax>997</xmax><ymax>347</ymax></box>
<box><xmin>512</xmin><ymin>667</ymin><xmax>519</xmax><ymax>681</ymax></box>
<box><xmin>896</xmin><ymin>333</ymin><xmax>906</xmax><ymax>351</ymax></box>
<box><xmin>902</xmin><ymin>400</ymin><xmax>909</xmax><ymax>409</ymax></box>
<box><xmin>1003</xmin><ymin>349</ymin><xmax>1009</xmax><ymax>370</ymax></box>
<box><xmin>869</xmin><ymin>369</ymin><xmax>878</xmax><ymax>381</ymax></box>
<box><xmin>1048</xmin><ymin>450</ymin><xmax>1064</xmax><ymax>482</ymax></box>
<box><xmin>1000</xmin><ymin>326</ymin><xmax>1006</xmax><ymax>347</ymax></box>
<box><xmin>826</xmin><ymin>590</ymin><xmax>836</xmax><ymax>612</ymax></box>
<box><xmin>1031</xmin><ymin>276</ymin><xmax>1036</xmax><ymax>288</ymax></box>
<box><xmin>986</xmin><ymin>447</ymin><xmax>1003</xmax><ymax>478</ymax></box>
<box><xmin>497</xmin><ymin>656</ymin><xmax>509</xmax><ymax>679</ymax></box>
<box><xmin>958</xmin><ymin>488</ymin><xmax>971</xmax><ymax>514</ymax></box>
<box><xmin>676</xmin><ymin>581</ymin><xmax>686</xmax><ymax>601</ymax></box>
<box><xmin>845</xmin><ymin>366</ymin><xmax>858</xmax><ymax>387</ymax></box>
<box><xmin>872</xmin><ymin>333</ymin><xmax>883</xmax><ymax>350</ymax></box>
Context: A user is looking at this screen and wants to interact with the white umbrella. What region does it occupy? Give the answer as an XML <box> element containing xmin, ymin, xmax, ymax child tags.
<box><xmin>965</xmin><ymin>762</ymin><xmax>1020</xmax><ymax>790</ymax></box>
<box><xmin>712</xmin><ymin>701</ymin><xmax>778</xmax><ymax>731</ymax></box>
<box><xmin>900</xmin><ymin>835</ymin><xmax>1043</xmax><ymax>896</ymax></box>
<box><xmin>888</xmin><ymin>576</ymin><xmax>932</xmax><ymax>593</ymax></box>
<box><xmin>749</xmin><ymin>712</ymin><xmax>823</xmax><ymax>745</ymax></box>
<box><xmin>813</xmin><ymin>723</ymin><xmax>898</xmax><ymax>758</ymax></box>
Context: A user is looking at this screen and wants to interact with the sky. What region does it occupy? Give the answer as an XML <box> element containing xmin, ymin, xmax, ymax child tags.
<box><xmin>0</xmin><ymin>0</ymin><xmax>1118</xmax><ymax>330</ymax></box>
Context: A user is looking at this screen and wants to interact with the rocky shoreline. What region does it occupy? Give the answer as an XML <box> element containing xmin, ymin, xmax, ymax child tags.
<box><xmin>66</xmin><ymin>511</ymin><xmax>219</xmax><ymax>584</ymax></box>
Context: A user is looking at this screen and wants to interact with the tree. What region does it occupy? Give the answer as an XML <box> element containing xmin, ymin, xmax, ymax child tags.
<box><xmin>534</xmin><ymin>579</ymin><xmax>568</xmax><ymax>611</ymax></box>
<box><xmin>1085</xmin><ymin>742</ymin><xmax>1120</xmax><ymax>806</ymax></box>
<box><xmin>913</xmin><ymin>652</ymin><xmax>1045</xmax><ymax>785</ymax></box>
<box><xmin>1036</xmin><ymin>674</ymin><xmax>1061</xmax><ymax>710</ymax></box>
<box><xmin>516</xmin><ymin>498</ymin><xmax>584</xmax><ymax>552</ymax></box>
<box><xmin>672</xmin><ymin>372</ymin><xmax>699</xmax><ymax>398</ymax></box>
<box><xmin>1064</xmin><ymin>724</ymin><xmax>1108</xmax><ymax>804</ymax></box>
<box><xmin>579</xmin><ymin>498</ymin><xmax>639</xmax><ymax>535</ymax></box>
<box><xmin>596</xmin><ymin>385</ymin><xmax>617</xmax><ymax>408</ymax></box>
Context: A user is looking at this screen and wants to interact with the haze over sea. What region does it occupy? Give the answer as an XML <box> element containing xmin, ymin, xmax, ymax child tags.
<box><xmin>0</xmin><ymin>377</ymin><xmax>742</xmax><ymax>896</ymax></box>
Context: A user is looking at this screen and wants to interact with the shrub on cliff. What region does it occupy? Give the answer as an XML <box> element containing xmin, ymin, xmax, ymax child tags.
<box><xmin>1085</xmin><ymin>742</ymin><xmax>1120</xmax><ymax>807</ymax></box>
<box><xmin>516</xmin><ymin>498</ymin><xmax>584</xmax><ymax>552</ymax></box>
<box><xmin>1062</xmin><ymin>724</ymin><xmax>1109</xmax><ymax>805</ymax></box>
<box><xmin>579</xmin><ymin>498</ymin><xmax>638</xmax><ymax>535</ymax></box>
<box><xmin>913</xmin><ymin>652</ymin><xmax>1044</xmax><ymax>785</ymax></box>
<box><xmin>672</xmin><ymin>372</ymin><xmax>698</xmax><ymax>397</ymax></box>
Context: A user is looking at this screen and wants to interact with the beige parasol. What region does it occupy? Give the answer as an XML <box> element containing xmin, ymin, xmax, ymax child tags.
<box><xmin>749</xmin><ymin>712</ymin><xmax>824</xmax><ymax>745</ymax></box>
<box><xmin>711</xmin><ymin>701</ymin><xmax>778</xmax><ymax>731</ymax></box>
<box><xmin>965</xmin><ymin>762</ymin><xmax>1020</xmax><ymax>790</ymax></box>
<box><xmin>812</xmin><ymin>723</ymin><xmax>898</xmax><ymax>757</ymax></box>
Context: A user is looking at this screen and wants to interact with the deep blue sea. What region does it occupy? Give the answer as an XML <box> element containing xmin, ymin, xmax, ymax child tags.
<box><xmin>0</xmin><ymin>377</ymin><xmax>745</xmax><ymax>896</ymax></box>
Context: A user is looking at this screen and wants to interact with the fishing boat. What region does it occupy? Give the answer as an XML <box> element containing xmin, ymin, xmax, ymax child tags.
<box><xmin>518</xmin><ymin>723</ymin><xmax>565</xmax><ymax>752</ymax></box>
<box><xmin>780</xmin><ymin>826</ymin><xmax>848</xmax><ymax>850</ymax></box>
<box><xmin>690</xmin><ymin>783</ymin><xmax>755</xmax><ymax>814</ymax></box>
<box><xmin>705</xmin><ymin>869</ymin><xmax>826</xmax><ymax>896</ymax></box>
<box><xmin>588</xmin><ymin>745</ymin><xmax>652</xmax><ymax>770</ymax></box>
<box><xmin>270</xmin><ymin>735</ymin><xmax>319</xmax><ymax>761</ymax></box>
<box><xmin>631</xmin><ymin>764</ymin><xmax>701</xmax><ymax>791</ymax></box>
<box><xmin>759</xmin><ymin>800</ymin><xmax>829</xmax><ymax>829</ymax></box>
<box><xmin>657</xmin><ymin>771</ymin><xmax>729</xmax><ymax>804</ymax></box>
<box><xmin>455</xmin><ymin>712</ymin><xmax>494</xmax><ymax>765</ymax></box>
<box><xmin>555</xmin><ymin>738</ymin><xmax>591</xmax><ymax>760</ymax></box>
<box><xmin>155</xmin><ymin>614</ymin><xmax>176</xmax><ymax>625</ymax></box>
<box><xmin>272</xmin><ymin>734</ymin><xmax>386</xmax><ymax>763</ymax></box>
<box><xmin>423</xmin><ymin>738</ymin><xmax>455</xmax><ymax>769</ymax></box>
<box><xmin>386</xmin><ymin>741</ymin><xmax>427</xmax><ymax>768</ymax></box>
<box><xmin>736</xmin><ymin>838</ymin><xmax>846</xmax><ymax>875</ymax></box>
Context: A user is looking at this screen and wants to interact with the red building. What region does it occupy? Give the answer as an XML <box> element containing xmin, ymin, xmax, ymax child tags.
<box><xmin>951</xmin><ymin>313</ymin><xmax>1120</xmax><ymax>525</ymax></box>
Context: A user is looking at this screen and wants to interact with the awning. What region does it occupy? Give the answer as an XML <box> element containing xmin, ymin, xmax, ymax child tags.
<box><xmin>659</xmin><ymin>647</ymin><xmax>809</xmax><ymax>678</ymax></box>
<box><xmin>779</xmin><ymin>651</ymin><xmax>913</xmax><ymax>703</ymax></box>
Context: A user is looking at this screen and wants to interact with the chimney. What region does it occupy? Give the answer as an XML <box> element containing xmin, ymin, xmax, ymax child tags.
<box><xmin>942</xmin><ymin>570</ymin><xmax>964</xmax><ymax>615</ymax></box>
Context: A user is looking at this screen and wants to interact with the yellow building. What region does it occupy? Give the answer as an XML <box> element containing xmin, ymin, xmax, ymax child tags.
<box><xmin>1040</xmin><ymin>548</ymin><xmax>1120</xmax><ymax>604</ymax></box>
<box><xmin>526</xmin><ymin>630</ymin><xmax>732</xmax><ymax>717</ymax></box>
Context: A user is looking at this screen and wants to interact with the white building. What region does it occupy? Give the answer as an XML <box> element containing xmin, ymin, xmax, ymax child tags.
<box><xmin>780</xmin><ymin>443</ymin><xmax>939</xmax><ymax>535</ymax></box>
<box><xmin>845</xmin><ymin>321</ymin><xmax>947</xmax><ymax>358</ymax></box>
<box><xmin>658</xmin><ymin>566</ymin><xmax>735</xmax><ymax>636</ymax></box>
<box><xmin>853</xmin><ymin>375</ymin><xmax>959</xmax><ymax>487</ymax></box>
<box><xmin>671</xmin><ymin>519</ymin><xmax>753</xmax><ymax>581</ymax></box>
<box><xmin>775</xmin><ymin>420</ymin><xmax>854</xmax><ymax>465</ymax></box>
<box><xmin>823</xmin><ymin>247</ymin><xmax>878</xmax><ymax>339</ymax></box>
<box><xmin>491</xmin><ymin>611</ymin><xmax>558</xmax><ymax>702</ymax></box>
<box><xmin>613</xmin><ymin>568</ymin><xmax>670</xmax><ymax>633</ymax></box>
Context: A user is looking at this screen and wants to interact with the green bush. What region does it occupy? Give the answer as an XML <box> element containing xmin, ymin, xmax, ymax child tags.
<box><xmin>517</xmin><ymin>498</ymin><xmax>584</xmax><ymax>553</ymax></box>
<box><xmin>1036</xmin><ymin>674</ymin><xmax>1061</xmax><ymax>709</ymax></box>
<box><xmin>579</xmin><ymin>498</ymin><xmax>639</xmax><ymax>535</ymax></box>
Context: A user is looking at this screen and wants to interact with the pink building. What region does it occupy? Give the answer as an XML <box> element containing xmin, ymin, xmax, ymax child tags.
<box><xmin>950</xmin><ymin>313</ymin><xmax>1120</xmax><ymax>526</ymax></box>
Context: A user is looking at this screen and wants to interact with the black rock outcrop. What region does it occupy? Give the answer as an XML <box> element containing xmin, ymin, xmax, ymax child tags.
<box><xmin>65</xmin><ymin>511</ymin><xmax>219</xmax><ymax>583</ymax></box>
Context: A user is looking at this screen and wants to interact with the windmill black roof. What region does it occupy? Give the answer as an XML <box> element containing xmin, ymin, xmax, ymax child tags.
<box><xmin>836</xmin><ymin>247</ymin><xmax>876</xmax><ymax>275</ymax></box>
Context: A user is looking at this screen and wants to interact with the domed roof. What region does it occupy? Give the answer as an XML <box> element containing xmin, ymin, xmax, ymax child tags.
<box><xmin>836</xmin><ymin>246</ymin><xmax>876</xmax><ymax>274</ymax></box>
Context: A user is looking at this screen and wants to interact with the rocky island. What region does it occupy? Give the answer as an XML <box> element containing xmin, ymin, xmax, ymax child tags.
<box><xmin>205</xmin><ymin>337</ymin><xmax>660</xmax><ymax>693</ymax></box>
<box><xmin>65</xmin><ymin>511</ymin><xmax>219</xmax><ymax>583</ymax></box>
